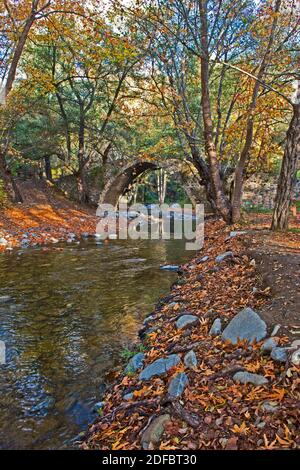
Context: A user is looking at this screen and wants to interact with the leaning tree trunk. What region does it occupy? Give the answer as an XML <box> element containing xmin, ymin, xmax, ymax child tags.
<box><xmin>271</xmin><ymin>101</ymin><xmax>300</xmax><ymax>230</ymax></box>
<box><xmin>44</xmin><ymin>156</ymin><xmax>53</xmax><ymax>181</ymax></box>
<box><xmin>199</xmin><ymin>0</ymin><xmax>231</xmax><ymax>223</ymax></box>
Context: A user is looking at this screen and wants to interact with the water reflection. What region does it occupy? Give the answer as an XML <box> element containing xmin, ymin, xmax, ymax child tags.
<box><xmin>0</xmin><ymin>238</ymin><xmax>191</xmax><ymax>449</ymax></box>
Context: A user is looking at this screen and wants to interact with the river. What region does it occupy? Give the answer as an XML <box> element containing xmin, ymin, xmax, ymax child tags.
<box><xmin>0</xmin><ymin>237</ymin><xmax>191</xmax><ymax>449</ymax></box>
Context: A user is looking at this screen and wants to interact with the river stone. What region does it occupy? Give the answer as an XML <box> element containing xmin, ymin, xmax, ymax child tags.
<box><xmin>233</xmin><ymin>371</ymin><xmax>268</xmax><ymax>386</ymax></box>
<box><xmin>176</xmin><ymin>315</ymin><xmax>199</xmax><ymax>330</ymax></box>
<box><xmin>160</xmin><ymin>265</ymin><xmax>179</xmax><ymax>271</ymax></box>
<box><xmin>262</xmin><ymin>401</ymin><xmax>279</xmax><ymax>413</ymax></box>
<box><xmin>123</xmin><ymin>393</ymin><xmax>134</xmax><ymax>401</ymax></box>
<box><xmin>229</xmin><ymin>231</ymin><xmax>247</xmax><ymax>238</ymax></box>
<box><xmin>139</xmin><ymin>355</ymin><xmax>180</xmax><ymax>381</ymax></box>
<box><xmin>261</xmin><ymin>337</ymin><xmax>278</xmax><ymax>354</ymax></box>
<box><xmin>270</xmin><ymin>347</ymin><xmax>288</xmax><ymax>363</ymax></box>
<box><xmin>215</xmin><ymin>251</ymin><xmax>233</xmax><ymax>263</ymax></box>
<box><xmin>271</xmin><ymin>324</ymin><xmax>281</xmax><ymax>336</ymax></box>
<box><xmin>291</xmin><ymin>348</ymin><xmax>300</xmax><ymax>366</ymax></box>
<box><xmin>184</xmin><ymin>350</ymin><xmax>198</xmax><ymax>369</ymax></box>
<box><xmin>221</xmin><ymin>307</ymin><xmax>267</xmax><ymax>345</ymax></box>
<box><xmin>125</xmin><ymin>353</ymin><xmax>145</xmax><ymax>374</ymax></box>
<box><xmin>209</xmin><ymin>318</ymin><xmax>222</xmax><ymax>336</ymax></box>
<box><xmin>143</xmin><ymin>315</ymin><xmax>155</xmax><ymax>325</ymax></box>
<box><xmin>0</xmin><ymin>295</ymin><xmax>11</xmax><ymax>303</ymax></box>
<box><xmin>168</xmin><ymin>372</ymin><xmax>189</xmax><ymax>397</ymax></box>
<box><xmin>141</xmin><ymin>414</ymin><xmax>171</xmax><ymax>450</ymax></box>
<box><xmin>93</xmin><ymin>402</ymin><xmax>105</xmax><ymax>413</ymax></box>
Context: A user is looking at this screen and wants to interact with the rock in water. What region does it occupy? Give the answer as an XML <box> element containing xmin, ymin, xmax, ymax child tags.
<box><xmin>209</xmin><ymin>318</ymin><xmax>222</xmax><ymax>336</ymax></box>
<box><xmin>141</xmin><ymin>414</ymin><xmax>171</xmax><ymax>450</ymax></box>
<box><xmin>139</xmin><ymin>355</ymin><xmax>180</xmax><ymax>381</ymax></box>
<box><xmin>0</xmin><ymin>295</ymin><xmax>11</xmax><ymax>303</ymax></box>
<box><xmin>168</xmin><ymin>373</ymin><xmax>189</xmax><ymax>397</ymax></box>
<box><xmin>215</xmin><ymin>251</ymin><xmax>233</xmax><ymax>263</ymax></box>
<box><xmin>270</xmin><ymin>347</ymin><xmax>288</xmax><ymax>363</ymax></box>
<box><xmin>160</xmin><ymin>265</ymin><xmax>179</xmax><ymax>271</ymax></box>
<box><xmin>125</xmin><ymin>353</ymin><xmax>145</xmax><ymax>374</ymax></box>
<box><xmin>93</xmin><ymin>402</ymin><xmax>105</xmax><ymax>413</ymax></box>
<box><xmin>176</xmin><ymin>315</ymin><xmax>199</xmax><ymax>330</ymax></box>
<box><xmin>221</xmin><ymin>307</ymin><xmax>267</xmax><ymax>345</ymax></box>
<box><xmin>184</xmin><ymin>350</ymin><xmax>198</xmax><ymax>369</ymax></box>
<box><xmin>233</xmin><ymin>371</ymin><xmax>268</xmax><ymax>386</ymax></box>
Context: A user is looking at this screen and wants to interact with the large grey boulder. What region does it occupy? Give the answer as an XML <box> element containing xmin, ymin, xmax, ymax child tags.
<box><xmin>209</xmin><ymin>318</ymin><xmax>222</xmax><ymax>336</ymax></box>
<box><xmin>139</xmin><ymin>355</ymin><xmax>180</xmax><ymax>381</ymax></box>
<box><xmin>184</xmin><ymin>350</ymin><xmax>198</xmax><ymax>369</ymax></box>
<box><xmin>221</xmin><ymin>308</ymin><xmax>267</xmax><ymax>345</ymax></box>
<box><xmin>141</xmin><ymin>414</ymin><xmax>171</xmax><ymax>450</ymax></box>
<box><xmin>168</xmin><ymin>373</ymin><xmax>189</xmax><ymax>397</ymax></box>
<box><xmin>233</xmin><ymin>371</ymin><xmax>268</xmax><ymax>386</ymax></box>
<box><xmin>176</xmin><ymin>315</ymin><xmax>199</xmax><ymax>330</ymax></box>
<box><xmin>125</xmin><ymin>353</ymin><xmax>145</xmax><ymax>374</ymax></box>
<box><xmin>215</xmin><ymin>251</ymin><xmax>233</xmax><ymax>263</ymax></box>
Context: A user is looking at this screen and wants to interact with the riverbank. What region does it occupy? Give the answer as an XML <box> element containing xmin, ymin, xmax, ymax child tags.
<box><xmin>0</xmin><ymin>179</ymin><xmax>98</xmax><ymax>252</ymax></box>
<box><xmin>82</xmin><ymin>218</ymin><xmax>300</xmax><ymax>450</ymax></box>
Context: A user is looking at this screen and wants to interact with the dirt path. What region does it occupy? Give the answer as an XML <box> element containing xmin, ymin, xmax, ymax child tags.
<box><xmin>247</xmin><ymin>230</ymin><xmax>300</xmax><ymax>339</ymax></box>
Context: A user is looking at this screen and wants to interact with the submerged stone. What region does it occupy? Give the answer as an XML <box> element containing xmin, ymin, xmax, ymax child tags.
<box><xmin>160</xmin><ymin>265</ymin><xmax>179</xmax><ymax>271</ymax></box>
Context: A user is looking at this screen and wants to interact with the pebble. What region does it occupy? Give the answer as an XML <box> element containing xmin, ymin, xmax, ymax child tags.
<box><xmin>184</xmin><ymin>350</ymin><xmax>198</xmax><ymax>369</ymax></box>
<box><xmin>176</xmin><ymin>315</ymin><xmax>199</xmax><ymax>330</ymax></box>
<box><xmin>209</xmin><ymin>318</ymin><xmax>222</xmax><ymax>336</ymax></box>
<box><xmin>168</xmin><ymin>372</ymin><xmax>189</xmax><ymax>397</ymax></box>
<box><xmin>233</xmin><ymin>371</ymin><xmax>268</xmax><ymax>386</ymax></box>
<box><xmin>270</xmin><ymin>347</ymin><xmax>288</xmax><ymax>363</ymax></box>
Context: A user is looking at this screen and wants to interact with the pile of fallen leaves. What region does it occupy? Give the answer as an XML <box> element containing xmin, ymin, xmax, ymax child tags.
<box><xmin>0</xmin><ymin>180</ymin><xmax>98</xmax><ymax>252</ymax></box>
<box><xmin>83</xmin><ymin>220</ymin><xmax>300</xmax><ymax>450</ymax></box>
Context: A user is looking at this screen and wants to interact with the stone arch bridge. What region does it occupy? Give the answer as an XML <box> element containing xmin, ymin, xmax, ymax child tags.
<box><xmin>99</xmin><ymin>159</ymin><xmax>205</xmax><ymax>207</ymax></box>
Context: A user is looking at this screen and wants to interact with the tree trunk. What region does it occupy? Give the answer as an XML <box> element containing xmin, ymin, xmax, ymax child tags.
<box><xmin>44</xmin><ymin>156</ymin><xmax>53</xmax><ymax>181</ymax></box>
<box><xmin>231</xmin><ymin>0</ymin><xmax>281</xmax><ymax>223</ymax></box>
<box><xmin>0</xmin><ymin>153</ymin><xmax>23</xmax><ymax>202</ymax></box>
<box><xmin>77</xmin><ymin>110</ymin><xmax>90</xmax><ymax>204</ymax></box>
<box><xmin>199</xmin><ymin>0</ymin><xmax>231</xmax><ymax>223</ymax></box>
<box><xmin>272</xmin><ymin>101</ymin><xmax>300</xmax><ymax>230</ymax></box>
